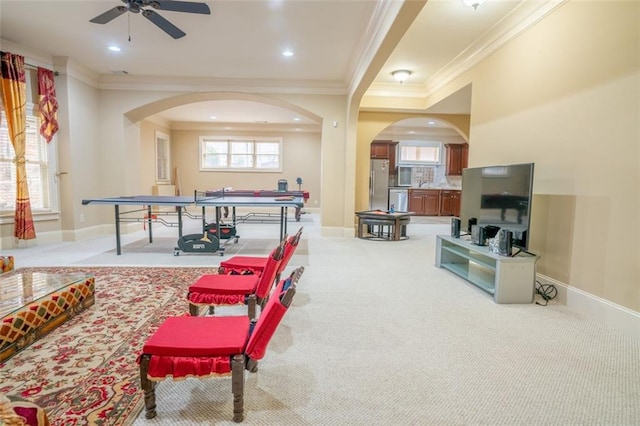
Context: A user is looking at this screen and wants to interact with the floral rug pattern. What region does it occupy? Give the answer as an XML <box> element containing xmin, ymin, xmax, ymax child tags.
<box><xmin>0</xmin><ymin>266</ymin><xmax>213</xmax><ymax>425</ymax></box>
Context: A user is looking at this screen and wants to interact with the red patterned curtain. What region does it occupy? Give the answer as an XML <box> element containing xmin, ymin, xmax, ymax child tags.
<box><xmin>37</xmin><ymin>67</ymin><xmax>58</xmax><ymax>143</ymax></box>
<box><xmin>0</xmin><ymin>52</ymin><xmax>36</xmax><ymax>240</ymax></box>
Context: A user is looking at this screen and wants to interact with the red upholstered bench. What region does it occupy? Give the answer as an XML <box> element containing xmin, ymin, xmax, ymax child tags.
<box><xmin>219</xmin><ymin>227</ymin><xmax>303</xmax><ymax>279</ymax></box>
<box><xmin>138</xmin><ymin>267</ymin><xmax>304</xmax><ymax>423</ymax></box>
<box><xmin>188</xmin><ymin>238</ymin><xmax>286</xmax><ymax>319</ymax></box>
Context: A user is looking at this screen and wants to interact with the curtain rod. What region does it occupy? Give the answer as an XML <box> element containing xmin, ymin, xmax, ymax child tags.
<box><xmin>25</xmin><ymin>62</ymin><xmax>59</xmax><ymax>76</ymax></box>
<box><xmin>0</xmin><ymin>51</ymin><xmax>59</xmax><ymax>76</ymax></box>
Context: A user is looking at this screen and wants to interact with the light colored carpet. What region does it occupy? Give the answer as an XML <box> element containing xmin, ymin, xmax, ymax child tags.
<box><xmin>131</xmin><ymin>223</ymin><xmax>638</xmax><ymax>425</ymax></box>
<box><xmin>5</xmin><ymin>215</ymin><xmax>639</xmax><ymax>425</ymax></box>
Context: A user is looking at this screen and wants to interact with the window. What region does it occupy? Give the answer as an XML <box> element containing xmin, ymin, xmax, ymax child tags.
<box><xmin>200</xmin><ymin>136</ymin><xmax>282</xmax><ymax>171</ymax></box>
<box><xmin>398</xmin><ymin>141</ymin><xmax>442</xmax><ymax>165</ymax></box>
<box><xmin>155</xmin><ymin>131</ymin><xmax>171</xmax><ymax>183</ymax></box>
<box><xmin>0</xmin><ymin>104</ymin><xmax>57</xmax><ymax>215</ymax></box>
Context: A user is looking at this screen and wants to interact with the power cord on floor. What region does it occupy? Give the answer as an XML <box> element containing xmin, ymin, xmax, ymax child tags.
<box><xmin>535</xmin><ymin>280</ymin><xmax>557</xmax><ymax>306</ymax></box>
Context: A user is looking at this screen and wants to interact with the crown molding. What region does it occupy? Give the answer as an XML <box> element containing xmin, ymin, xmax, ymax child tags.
<box><xmin>365</xmin><ymin>0</ymin><xmax>568</xmax><ymax>102</ymax></box>
<box><xmin>52</xmin><ymin>57</ymin><xmax>100</xmax><ymax>87</ymax></box>
<box><xmin>166</xmin><ymin>121</ymin><xmax>321</xmax><ymax>133</ymax></box>
<box><xmin>346</xmin><ymin>0</ymin><xmax>406</xmax><ymax>97</ymax></box>
<box><xmin>96</xmin><ymin>74</ymin><xmax>348</xmax><ymax>95</ymax></box>
<box><xmin>1</xmin><ymin>39</ymin><xmax>52</xmax><ymax>68</ymax></box>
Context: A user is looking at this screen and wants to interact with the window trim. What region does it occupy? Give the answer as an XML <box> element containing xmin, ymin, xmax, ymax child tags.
<box><xmin>199</xmin><ymin>136</ymin><xmax>283</xmax><ymax>172</ymax></box>
<box><xmin>397</xmin><ymin>140</ymin><xmax>443</xmax><ymax>166</ymax></box>
<box><xmin>155</xmin><ymin>130</ymin><xmax>171</xmax><ymax>183</ymax></box>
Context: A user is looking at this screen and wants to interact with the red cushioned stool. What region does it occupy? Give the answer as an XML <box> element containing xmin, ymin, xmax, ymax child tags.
<box><xmin>188</xmin><ymin>238</ymin><xmax>286</xmax><ymax>319</ymax></box>
<box><xmin>138</xmin><ymin>267</ymin><xmax>304</xmax><ymax>423</ymax></box>
<box><xmin>219</xmin><ymin>227</ymin><xmax>303</xmax><ymax>280</ymax></box>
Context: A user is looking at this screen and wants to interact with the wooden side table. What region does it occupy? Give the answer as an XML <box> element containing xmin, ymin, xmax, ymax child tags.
<box><xmin>355</xmin><ymin>210</ymin><xmax>414</xmax><ymax>241</ymax></box>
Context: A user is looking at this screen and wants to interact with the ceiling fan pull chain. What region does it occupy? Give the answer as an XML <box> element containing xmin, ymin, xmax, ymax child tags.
<box><xmin>128</xmin><ymin>12</ymin><xmax>132</xmax><ymax>42</ymax></box>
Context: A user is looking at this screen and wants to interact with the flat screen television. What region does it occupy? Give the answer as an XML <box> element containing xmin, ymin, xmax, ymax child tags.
<box><xmin>459</xmin><ymin>163</ymin><xmax>534</xmax><ymax>250</ymax></box>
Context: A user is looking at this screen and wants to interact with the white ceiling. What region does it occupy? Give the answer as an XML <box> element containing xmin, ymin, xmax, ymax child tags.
<box><xmin>0</xmin><ymin>0</ymin><xmax>557</xmax><ymax>132</ymax></box>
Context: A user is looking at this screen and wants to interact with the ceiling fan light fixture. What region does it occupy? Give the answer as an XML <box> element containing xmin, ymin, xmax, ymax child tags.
<box><xmin>392</xmin><ymin>69</ymin><xmax>412</xmax><ymax>84</ymax></box>
<box><xmin>462</xmin><ymin>0</ymin><xmax>487</xmax><ymax>10</ymax></box>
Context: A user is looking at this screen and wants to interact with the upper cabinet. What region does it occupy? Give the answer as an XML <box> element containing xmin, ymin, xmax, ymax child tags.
<box><xmin>445</xmin><ymin>143</ymin><xmax>469</xmax><ymax>176</ymax></box>
<box><xmin>371</xmin><ymin>140</ymin><xmax>398</xmax><ymax>173</ymax></box>
<box><xmin>370</xmin><ymin>140</ymin><xmax>392</xmax><ymax>159</ymax></box>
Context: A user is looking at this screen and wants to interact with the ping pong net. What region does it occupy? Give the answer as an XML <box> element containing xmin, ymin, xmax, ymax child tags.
<box><xmin>194</xmin><ymin>188</ymin><xmax>230</xmax><ymax>202</ymax></box>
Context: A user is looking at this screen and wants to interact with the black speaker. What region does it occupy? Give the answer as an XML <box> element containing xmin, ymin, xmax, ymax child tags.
<box><xmin>471</xmin><ymin>225</ymin><xmax>486</xmax><ymax>246</ymax></box>
<box><xmin>484</xmin><ymin>225</ymin><xmax>500</xmax><ymax>239</ymax></box>
<box><xmin>498</xmin><ymin>229</ymin><xmax>513</xmax><ymax>256</ymax></box>
<box><xmin>451</xmin><ymin>217</ymin><xmax>461</xmax><ymax>238</ymax></box>
<box><xmin>467</xmin><ymin>217</ymin><xmax>477</xmax><ymax>234</ymax></box>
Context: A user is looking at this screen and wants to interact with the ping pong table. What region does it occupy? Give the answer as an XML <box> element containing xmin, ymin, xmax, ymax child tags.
<box><xmin>81</xmin><ymin>192</ymin><xmax>303</xmax><ymax>255</ymax></box>
<box><xmin>208</xmin><ymin>189</ymin><xmax>309</xmax><ymax>221</ymax></box>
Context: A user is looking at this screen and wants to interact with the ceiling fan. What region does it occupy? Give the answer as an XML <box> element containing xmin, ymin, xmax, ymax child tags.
<box><xmin>90</xmin><ymin>0</ymin><xmax>210</xmax><ymax>39</ymax></box>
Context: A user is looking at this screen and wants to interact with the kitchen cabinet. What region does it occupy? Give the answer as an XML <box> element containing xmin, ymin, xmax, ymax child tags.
<box><xmin>371</xmin><ymin>140</ymin><xmax>398</xmax><ymax>173</ymax></box>
<box><xmin>452</xmin><ymin>190</ymin><xmax>461</xmax><ymax>217</ymax></box>
<box><xmin>409</xmin><ymin>189</ymin><xmax>440</xmax><ymax>216</ymax></box>
<box><xmin>371</xmin><ymin>141</ymin><xmax>392</xmax><ymax>159</ymax></box>
<box><xmin>445</xmin><ymin>143</ymin><xmax>469</xmax><ymax>176</ymax></box>
<box><xmin>439</xmin><ymin>190</ymin><xmax>461</xmax><ymax>217</ymax></box>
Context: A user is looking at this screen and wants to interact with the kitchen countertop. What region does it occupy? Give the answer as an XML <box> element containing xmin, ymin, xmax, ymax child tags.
<box><xmin>407</xmin><ymin>187</ymin><xmax>461</xmax><ymax>190</ymax></box>
<box><xmin>389</xmin><ymin>186</ymin><xmax>462</xmax><ymax>190</ymax></box>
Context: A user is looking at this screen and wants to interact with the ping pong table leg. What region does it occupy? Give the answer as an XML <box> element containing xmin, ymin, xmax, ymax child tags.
<box><xmin>215</xmin><ymin>207</ymin><xmax>221</xmax><ymax>240</ymax></box>
<box><xmin>279</xmin><ymin>206</ymin><xmax>289</xmax><ymax>241</ymax></box>
<box><xmin>115</xmin><ymin>205</ymin><xmax>121</xmax><ymax>255</ymax></box>
<box><xmin>147</xmin><ymin>205</ymin><xmax>153</xmax><ymax>244</ymax></box>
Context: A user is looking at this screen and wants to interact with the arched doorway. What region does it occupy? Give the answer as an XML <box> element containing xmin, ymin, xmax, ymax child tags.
<box><xmin>123</xmin><ymin>93</ymin><xmax>324</xmax><ymax>219</ymax></box>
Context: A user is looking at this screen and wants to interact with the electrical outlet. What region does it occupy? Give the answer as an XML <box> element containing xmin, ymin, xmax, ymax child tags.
<box><xmin>79</xmin><ymin>213</ymin><xmax>85</xmax><ymax>223</ymax></box>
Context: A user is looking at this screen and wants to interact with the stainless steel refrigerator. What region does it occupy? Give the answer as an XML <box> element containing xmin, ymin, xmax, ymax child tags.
<box><xmin>369</xmin><ymin>159</ymin><xmax>390</xmax><ymax>210</ymax></box>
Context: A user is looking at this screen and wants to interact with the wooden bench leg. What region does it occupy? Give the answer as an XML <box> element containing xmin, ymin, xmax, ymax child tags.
<box><xmin>231</xmin><ymin>354</ymin><xmax>245</xmax><ymax>422</ymax></box>
<box><xmin>189</xmin><ymin>302</ymin><xmax>199</xmax><ymax>316</ymax></box>
<box><xmin>248</xmin><ymin>295</ymin><xmax>257</xmax><ymax>320</ymax></box>
<box><xmin>139</xmin><ymin>354</ymin><xmax>157</xmax><ymax>419</ymax></box>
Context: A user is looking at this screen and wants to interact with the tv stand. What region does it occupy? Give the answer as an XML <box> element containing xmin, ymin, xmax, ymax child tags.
<box><xmin>435</xmin><ymin>235</ymin><xmax>538</xmax><ymax>303</ymax></box>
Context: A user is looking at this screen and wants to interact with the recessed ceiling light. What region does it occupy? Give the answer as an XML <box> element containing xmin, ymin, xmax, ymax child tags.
<box><xmin>428</xmin><ymin>121</ymin><xmax>436</xmax><ymax>125</ymax></box>
<box><xmin>108</xmin><ymin>45</ymin><xmax>121</xmax><ymax>52</ymax></box>
<box><xmin>282</xmin><ymin>49</ymin><xmax>294</xmax><ymax>57</ymax></box>
<box><xmin>293</xmin><ymin>117</ymin><xmax>300</xmax><ymax>121</ymax></box>
<box><xmin>209</xmin><ymin>116</ymin><xmax>217</xmax><ymax>120</ymax></box>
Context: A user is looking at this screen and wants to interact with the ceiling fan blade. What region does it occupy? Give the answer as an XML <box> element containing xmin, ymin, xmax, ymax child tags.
<box><xmin>150</xmin><ymin>0</ymin><xmax>210</xmax><ymax>14</ymax></box>
<box><xmin>142</xmin><ymin>9</ymin><xmax>186</xmax><ymax>39</ymax></box>
<box><xmin>89</xmin><ymin>6</ymin><xmax>127</xmax><ymax>24</ymax></box>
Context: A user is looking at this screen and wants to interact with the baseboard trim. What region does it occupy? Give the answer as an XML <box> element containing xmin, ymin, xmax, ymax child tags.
<box><xmin>537</xmin><ymin>273</ymin><xmax>640</xmax><ymax>339</ymax></box>
<box><xmin>321</xmin><ymin>226</ymin><xmax>354</xmax><ymax>238</ymax></box>
<box><xmin>0</xmin><ymin>230</ymin><xmax>63</xmax><ymax>249</ymax></box>
<box><xmin>0</xmin><ymin>223</ymin><xmax>136</xmax><ymax>249</ymax></box>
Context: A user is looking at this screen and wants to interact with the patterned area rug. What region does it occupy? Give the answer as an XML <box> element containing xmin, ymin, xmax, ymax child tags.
<box><xmin>0</xmin><ymin>266</ymin><xmax>214</xmax><ymax>425</ymax></box>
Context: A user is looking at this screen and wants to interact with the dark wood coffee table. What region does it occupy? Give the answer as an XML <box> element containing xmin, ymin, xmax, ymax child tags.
<box><xmin>0</xmin><ymin>271</ymin><xmax>95</xmax><ymax>362</ymax></box>
<box><xmin>356</xmin><ymin>210</ymin><xmax>414</xmax><ymax>241</ymax></box>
